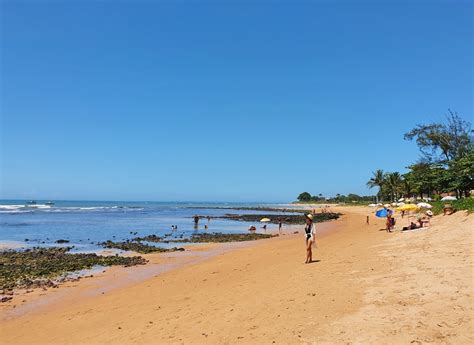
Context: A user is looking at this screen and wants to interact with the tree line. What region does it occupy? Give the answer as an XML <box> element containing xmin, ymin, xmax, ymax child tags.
<box><xmin>296</xmin><ymin>192</ymin><xmax>375</xmax><ymax>204</ymax></box>
<box><xmin>297</xmin><ymin>110</ymin><xmax>473</xmax><ymax>204</ymax></box>
<box><xmin>366</xmin><ymin>110</ymin><xmax>473</xmax><ymax>202</ymax></box>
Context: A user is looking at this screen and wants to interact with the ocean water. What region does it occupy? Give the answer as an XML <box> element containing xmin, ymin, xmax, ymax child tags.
<box><xmin>0</xmin><ymin>200</ymin><xmax>287</xmax><ymax>252</ymax></box>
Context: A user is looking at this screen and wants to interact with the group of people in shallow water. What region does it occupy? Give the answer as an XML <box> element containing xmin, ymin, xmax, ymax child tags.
<box><xmin>192</xmin><ymin>215</ymin><xmax>210</xmax><ymax>230</ymax></box>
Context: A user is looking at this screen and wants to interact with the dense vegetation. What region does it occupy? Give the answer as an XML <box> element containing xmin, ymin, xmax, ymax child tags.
<box><xmin>430</xmin><ymin>198</ymin><xmax>474</xmax><ymax>215</ymax></box>
<box><xmin>297</xmin><ymin>111</ymin><xmax>473</xmax><ymax>204</ymax></box>
<box><xmin>296</xmin><ymin>192</ymin><xmax>374</xmax><ymax>204</ymax></box>
<box><xmin>367</xmin><ymin>111</ymin><xmax>473</xmax><ymax>202</ymax></box>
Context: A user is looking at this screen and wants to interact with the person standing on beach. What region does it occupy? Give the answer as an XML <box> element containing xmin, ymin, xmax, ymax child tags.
<box><xmin>305</xmin><ymin>214</ymin><xmax>316</xmax><ymax>264</ymax></box>
<box><xmin>278</xmin><ymin>217</ymin><xmax>283</xmax><ymax>234</ymax></box>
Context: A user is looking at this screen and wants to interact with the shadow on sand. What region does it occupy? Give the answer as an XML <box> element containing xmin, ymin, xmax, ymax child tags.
<box><xmin>306</xmin><ymin>259</ymin><xmax>321</xmax><ymax>264</ymax></box>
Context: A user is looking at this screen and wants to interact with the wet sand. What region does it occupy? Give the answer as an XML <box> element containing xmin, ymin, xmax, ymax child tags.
<box><xmin>1</xmin><ymin>206</ymin><xmax>472</xmax><ymax>344</ymax></box>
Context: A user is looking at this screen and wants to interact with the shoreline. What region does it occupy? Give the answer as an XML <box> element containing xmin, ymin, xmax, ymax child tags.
<box><xmin>1</xmin><ymin>206</ymin><xmax>471</xmax><ymax>344</ymax></box>
<box><xmin>2</xmin><ymin>222</ymin><xmax>338</xmax><ymax>321</ymax></box>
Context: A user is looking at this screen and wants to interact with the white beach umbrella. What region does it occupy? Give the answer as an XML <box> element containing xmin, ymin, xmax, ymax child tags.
<box><xmin>391</xmin><ymin>203</ymin><xmax>397</xmax><ymax>207</ymax></box>
<box><xmin>441</xmin><ymin>196</ymin><xmax>457</xmax><ymax>201</ymax></box>
<box><xmin>398</xmin><ymin>198</ymin><xmax>405</xmax><ymax>202</ymax></box>
<box><xmin>417</xmin><ymin>202</ymin><xmax>433</xmax><ymax>209</ymax></box>
<box><xmin>396</xmin><ymin>202</ymin><xmax>405</xmax><ymax>206</ymax></box>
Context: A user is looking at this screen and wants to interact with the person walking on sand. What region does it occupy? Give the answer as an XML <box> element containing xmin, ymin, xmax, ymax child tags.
<box><xmin>278</xmin><ymin>217</ymin><xmax>283</xmax><ymax>234</ymax></box>
<box><xmin>305</xmin><ymin>214</ymin><xmax>316</xmax><ymax>264</ymax></box>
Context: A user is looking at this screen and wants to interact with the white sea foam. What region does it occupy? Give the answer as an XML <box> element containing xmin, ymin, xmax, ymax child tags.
<box><xmin>25</xmin><ymin>204</ymin><xmax>52</xmax><ymax>209</ymax></box>
<box><xmin>0</xmin><ymin>204</ymin><xmax>24</xmax><ymax>210</ymax></box>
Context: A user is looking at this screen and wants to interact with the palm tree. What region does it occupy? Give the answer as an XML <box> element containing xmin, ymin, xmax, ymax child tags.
<box><xmin>386</xmin><ymin>172</ymin><xmax>403</xmax><ymax>201</ymax></box>
<box><xmin>401</xmin><ymin>174</ymin><xmax>415</xmax><ymax>199</ymax></box>
<box><xmin>366</xmin><ymin>169</ymin><xmax>385</xmax><ymax>203</ymax></box>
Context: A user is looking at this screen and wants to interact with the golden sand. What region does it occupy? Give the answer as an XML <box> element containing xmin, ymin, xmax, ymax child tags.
<box><xmin>1</xmin><ymin>206</ymin><xmax>472</xmax><ymax>344</ymax></box>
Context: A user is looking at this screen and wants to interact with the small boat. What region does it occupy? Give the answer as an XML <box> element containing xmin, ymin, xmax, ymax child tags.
<box><xmin>45</xmin><ymin>201</ymin><xmax>55</xmax><ymax>206</ymax></box>
<box><xmin>26</xmin><ymin>200</ymin><xmax>37</xmax><ymax>205</ymax></box>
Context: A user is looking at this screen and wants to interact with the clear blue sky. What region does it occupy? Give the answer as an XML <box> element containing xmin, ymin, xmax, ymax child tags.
<box><xmin>1</xmin><ymin>1</ymin><xmax>472</xmax><ymax>202</ymax></box>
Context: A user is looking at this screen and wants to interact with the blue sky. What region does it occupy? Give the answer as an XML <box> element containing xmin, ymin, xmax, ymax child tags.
<box><xmin>1</xmin><ymin>1</ymin><xmax>472</xmax><ymax>202</ymax></box>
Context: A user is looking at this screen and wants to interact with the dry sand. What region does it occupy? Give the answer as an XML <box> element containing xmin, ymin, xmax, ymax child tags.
<box><xmin>1</xmin><ymin>206</ymin><xmax>472</xmax><ymax>344</ymax></box>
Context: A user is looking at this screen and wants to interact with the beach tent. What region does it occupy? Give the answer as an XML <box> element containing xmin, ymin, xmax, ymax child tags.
<box><xmin>417</xmin><ymin>202</ymin><xmax>433</xmax><ymax>209</ymax></box>
<box><xmin>441</xmin><ymin>196</ymin><xmax>457</xmax><ymax>201</ymax></box>
<box><xmin>375</xmin><ymin>209</ymin><xmax>389</xmax><ymax>218</ymax></box>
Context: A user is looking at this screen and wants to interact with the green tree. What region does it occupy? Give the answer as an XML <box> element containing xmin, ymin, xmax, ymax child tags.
<box><xmin>404</xmin><ymin>110</ymin><xmax>473</xmax><ymax>163</ymax></box>
<box><xmin>297</xmin><ymin>192</ymin><xmax>312</xmax><ymax>202</ymax></box>
<box><xmin>366</xmin><ymin>169</ymin><xmax>385</xmax><ymax>203</ymax></box>
<box><xmin>385</xmin><ymin>172</ymin><xmax>403</xmax><ymax>201</ymax></box>
<box><xmin>448</xmin><ymin>152</ymin><xmax>474</xmax><ymax>197</ymax></box>
<box><xmin>401</xmin><ymin>172</ymin><xmax>416</xmax><ymax>198</ymax></box>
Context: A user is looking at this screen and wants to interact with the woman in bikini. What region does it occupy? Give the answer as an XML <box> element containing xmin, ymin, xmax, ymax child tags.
<box><xmin>305</xmin><ymin>214</ymin><xmax>316</xmax><ymax>264</ymax></box>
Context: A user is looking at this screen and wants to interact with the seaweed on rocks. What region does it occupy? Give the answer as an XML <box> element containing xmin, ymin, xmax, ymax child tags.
<box><xmin>131</xmin><ymin>234</ymin><xmax>162</xmax><ymax>243</ymax></box>
<box><xmin>101</xmin><ymin>240</ymin><xmax>184</xmax><ymax>254</ymax></box>
<box><xmin>0</xmin><ymin>247</ymin><xmax>147</xmax><ymax>291</ymax></box>
<box><xmin>217</xmin><ymin>212</ymin><xmax>341</xmax><ymax>224</ymax></box>
<box><xmin>172</xmin><ymin>232</ymin><xmax>275</xmax><ymax>243</ymax></box>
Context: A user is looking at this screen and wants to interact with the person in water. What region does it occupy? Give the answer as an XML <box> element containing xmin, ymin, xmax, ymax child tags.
<box><xmin>305</xmin><ymin>214</ymin><xmax>316</xmax><ymax>264</ymax></box>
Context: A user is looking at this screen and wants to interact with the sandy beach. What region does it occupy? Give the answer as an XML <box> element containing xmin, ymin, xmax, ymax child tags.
<box><xmin>1</xmin><ymin>206</ymin><xmax>472</xmax><ymax>344</ymax></box>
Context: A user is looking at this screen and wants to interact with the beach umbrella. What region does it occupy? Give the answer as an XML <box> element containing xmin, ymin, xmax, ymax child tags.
<box><xmin>396</xmin><ymin>202</ymin><xmax>405</xmax><ymax>206</ymax></box>
<box><xmin>375</xmin><ymin>209</ymin><xmax>389</xmax><ymax>218</ymax></box>
<box><xmin>391</xmin><ymin>203</ymin><xmax>398</xmax><ymax>207</ymax></box>
<box><xmin>441</xmin><ymin>196</ymin><xmax>457</xmax><ymax>201</ymax></box>
<box><xmin>260</xmin><ymin>218</ymin><xmax>271</xmax><ymax>222</ymax></box>
<box><xmin>396</xmin><ymin>204</ymin><xmax>418</xmax><ymax>212</ymax></box>
<box><xmin>398</xmin><ymin>198</ymin><xmax>405</xmax><ymax>202</ymax></box>
<box><xmin>417</xmin><ymin>202</ymin><xmax>433</xmax><ymax>209</ymax></box>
